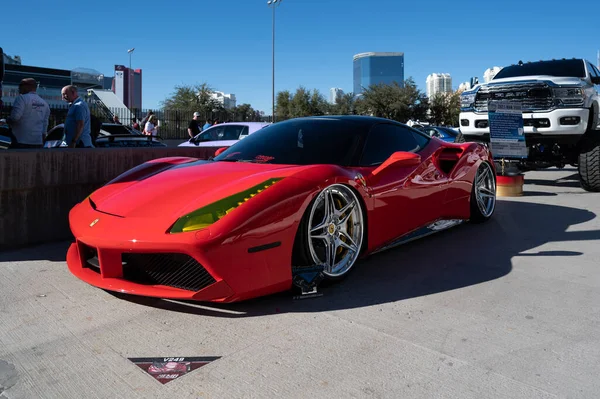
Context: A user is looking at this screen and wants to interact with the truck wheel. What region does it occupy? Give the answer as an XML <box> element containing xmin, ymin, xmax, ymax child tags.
<box><xmin>578</xmin><ymin>133</ymin><xmax>600</xmax><ymax>192</ymax></box>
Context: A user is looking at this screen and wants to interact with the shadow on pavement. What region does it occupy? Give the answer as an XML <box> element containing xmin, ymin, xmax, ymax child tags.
<box><xmin>111</xmin><ymin>199</ymin><xmax>600</xmax><ymax>317</ymax></box>
<box><xmin>526</xmin><ymin>173</ymin><xmax>582</xmax><ymax>189</ymax></box>
<box><xmin>0</xmin><ymin>241</ymin><xmax>70</xmax><ymax>262</ymax></box>
<box><xmin>521</xmin><ymin>191</ymin><xmax>558</xmax><ymax>197</ymax></box>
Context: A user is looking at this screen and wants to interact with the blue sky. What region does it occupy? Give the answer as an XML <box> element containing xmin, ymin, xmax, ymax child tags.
<box><xmin>3</xmin><ymin>0</ymin><xmax>598</xmax><ymax>114</ymax></box>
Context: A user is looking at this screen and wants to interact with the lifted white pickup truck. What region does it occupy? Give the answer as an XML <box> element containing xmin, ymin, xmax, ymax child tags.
<box><xmin>459</xmin><ymin>58</ymin><xmax>600</xmax><ymax>191</ymax></box>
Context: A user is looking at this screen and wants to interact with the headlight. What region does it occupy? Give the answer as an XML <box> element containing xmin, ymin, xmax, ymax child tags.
<box><xmin>460</xmin><ymin>93</ymin><xmax>477</xmax><ymax>109</ymax></box>
<box><xmin>553</xmin><ymin>86</ymin><xmax>584</xmax><ymax>106</ymax></box>
<box><xmin>169</xmin><ymin>178</ymin><xmax>282</xmax><ymax>234</ymax></box>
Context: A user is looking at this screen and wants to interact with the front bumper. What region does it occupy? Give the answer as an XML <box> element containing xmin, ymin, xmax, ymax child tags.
<box><xmin>66</xmin><ymin>202</ymin><xmax>294</xmax><ymax>303</ymax></box>
<box><xmin>459</xmin><ymin>108</ymin><xmax>590</xmax><ymax>136</ymax></box>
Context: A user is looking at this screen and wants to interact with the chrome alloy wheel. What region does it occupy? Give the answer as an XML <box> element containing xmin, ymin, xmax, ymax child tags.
<box><xmin>307</xmin><ymin>184</ymin><xmax>364</xmax><ymax>278</ymax></box>
<box><xmin>475</xmin><ymin>162</ymin><xmax>496</xmax><ymax>218</ymax></box>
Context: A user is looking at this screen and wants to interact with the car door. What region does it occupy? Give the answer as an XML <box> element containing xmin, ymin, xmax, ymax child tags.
<box><xmin>362</xmin><ymin>124</ymin><xmax>447</xmax><ymax>248</ymax></box>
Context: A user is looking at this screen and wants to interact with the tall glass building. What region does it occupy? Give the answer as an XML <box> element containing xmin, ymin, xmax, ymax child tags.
<box><xmin>353</xmin><ymin>52</ymin><xmax>404</xmax><ymax>95</ymax></box>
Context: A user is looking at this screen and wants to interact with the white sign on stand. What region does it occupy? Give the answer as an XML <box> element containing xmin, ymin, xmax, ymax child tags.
<box><xmin>488</xmin><ymin>100</ymin><xmax>527</xmax><ymax>158</ymax></box>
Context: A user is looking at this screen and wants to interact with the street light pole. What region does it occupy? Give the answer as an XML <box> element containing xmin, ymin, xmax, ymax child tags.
<box><xmin>127</xmin><ymin>48</ymin><xmax>135</xmax><ymax>118</ymax></box>
<box><xmin>267</xmin><ymin>0</ymin><xmax>282</xmax><ymax>123</ymax></box>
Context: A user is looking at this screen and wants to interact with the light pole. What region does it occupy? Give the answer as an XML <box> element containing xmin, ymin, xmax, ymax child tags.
<box><xmin>127</xmin><ymin>48</ymin><xmax>135</xmax><ymax>119</ymax></box>
<box><xmin>267</xmin><ymin>0</ymin><xmax>282</xmax><ymax>123</ymax></box>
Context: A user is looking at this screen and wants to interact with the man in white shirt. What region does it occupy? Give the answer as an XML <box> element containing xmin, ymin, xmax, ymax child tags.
<box><xmin>8</xmin><ymin>78</ymin><xmax>50</xmax><ymax>148</ymax></box>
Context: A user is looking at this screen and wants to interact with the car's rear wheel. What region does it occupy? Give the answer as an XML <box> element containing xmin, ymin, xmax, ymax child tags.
<box><xmin>470</xmin><ymin>161</ymin><xmax>496</xmax><ymax>223</ymax></box>
<box><xmin>294</xmin><ymin>184</ymin><xmax>365</xmax><ymax>280</ymax></box>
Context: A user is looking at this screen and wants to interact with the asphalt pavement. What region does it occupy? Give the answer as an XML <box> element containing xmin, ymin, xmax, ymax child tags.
<box><xmin>1</xmin><ymin>168</ymin><xmax>599</xmax><ymax>399</ymax></box>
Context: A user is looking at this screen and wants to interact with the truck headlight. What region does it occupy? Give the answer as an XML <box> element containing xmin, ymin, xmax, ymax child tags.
<box><xmin>553</xmin><ymin>87</ymin><xmax>584</xmax><ymax>107</ymax></box>
<box><xmin>460</xmin><ymin>93</ymin><xmax>477</xmax><ymax>110</ymax></box>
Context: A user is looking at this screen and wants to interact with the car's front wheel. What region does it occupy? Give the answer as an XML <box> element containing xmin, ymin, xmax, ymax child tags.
<box><xmin>293</xmin><ymin>184</ymin><xmax>365</xmax><ymax>280</ymax></box>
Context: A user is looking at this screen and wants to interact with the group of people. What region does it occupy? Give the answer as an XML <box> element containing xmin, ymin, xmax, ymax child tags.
<box><xmin>6</xmin><ymin>78</ymin><xmax>94</xmax><ymax>148</ymax></box>
<box><xmin>5</xmin><ymin>78</ymin><xmax>225</xmax><ymax>148</ymax></box>
<box><xmin>187</xmin><ymin>112</ymin><xmax>219</xmax><ymax>138</ymax></box>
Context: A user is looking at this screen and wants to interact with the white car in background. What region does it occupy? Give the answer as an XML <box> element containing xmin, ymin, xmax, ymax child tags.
<box><xmin>178</xmin><ymin>122</ymin><xmax>270</xmax><ymax>148</ymax></box>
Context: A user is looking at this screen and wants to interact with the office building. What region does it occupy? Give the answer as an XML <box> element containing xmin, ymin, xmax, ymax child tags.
<box><xmin>210</xmin><ymin>91</ymin><xmax>236</xmax><ymax>110</ymax></box>
<box><xmin>329</xmin><ymin>88</ymin><xmax>344</xmax><ymax>104</ymax></box>
<box><xmin>483</xmin><ymin>67</ymin><xmax>502</xmax><ymax>83</ymax></box>
<box><xmin>353</xmin><ymin>52</ymin><xmax>404</xmax><ymax>95</ymax></box>
<box><xmin>113</xmin><ymin>65</ymin><xmax>143</xmax><ymax>110</ymax></box>
<box><xmin>426</xmin><ymin>73</ymin><xmax>452</xmax><ymax>98</ymax></box>
<box><xmin>458</xmin><ymin>81</ymin><xmax>472</xmax><ymax>92</ymax></box>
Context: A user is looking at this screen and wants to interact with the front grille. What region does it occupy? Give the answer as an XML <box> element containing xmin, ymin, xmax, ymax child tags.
<box><xmin>80</xmin><ymin>243</ymin><xmax>101</xmax><ymax>274</ymax></box>
<box><xmin>121</xmin><ymin>253</ymin><xmax>216</xmax><ymax>292</ymax></box>
<box><xmin>474</xmin><ymin>83</ymin><xmax>553</xmax><ymax>112</ymax></box>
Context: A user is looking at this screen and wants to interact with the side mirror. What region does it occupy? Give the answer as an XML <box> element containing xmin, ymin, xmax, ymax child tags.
<box><xmin>371</xmin><ymin>151</ymin><xmax>421</xmax><ymax>176</ymax></box>
<box><xmin>592</xmin><ymin>76</ymin><xmax>600</xmax><ymax>85</ymax></box>
<box><xmin>215</xmin><ymin>147</ymin><xmax>228</xmax><ymax>156</ymax></box>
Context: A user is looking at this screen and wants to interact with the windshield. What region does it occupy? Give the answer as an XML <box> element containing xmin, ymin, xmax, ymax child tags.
<box><xmin>494</xmin><ymin>59</ymin><xmax>585</xmax><ymax>79</ymax></box>
<box><xmin>213</xmin><ymin>118</ymin><xmax>366</xmax><ymax>165</ymax></box>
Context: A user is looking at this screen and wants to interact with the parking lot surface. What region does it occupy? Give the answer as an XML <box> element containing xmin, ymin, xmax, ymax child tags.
<box><xmin>1</xmin><ymin>168</ymin><xmax>599</xmax><ymax>399</ymax></box>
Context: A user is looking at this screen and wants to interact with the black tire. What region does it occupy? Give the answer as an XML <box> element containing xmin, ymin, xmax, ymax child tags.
<box><xmin>578</xmin><ymin>133</ymin><xmax>600</xmax><ymax>192</ymax></box>
<box><xmin>454</xmin><ymin>131</ymin><xmax>466</xmax><ymax>143</ymax></box>
<box><xmin>470</xmin><ymin>162</ymin><xmax>496</xmax><ymax>223</ymax></box>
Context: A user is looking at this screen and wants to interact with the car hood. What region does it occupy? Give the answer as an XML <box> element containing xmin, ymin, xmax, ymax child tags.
<box><xmin>487</xmin><ymin>75</ymin><xmax>584</xmax><ymax>86</ymax></box>
<box><xmin>90</xmin><ymin>161</ymin><xmax>310</xmax><ymax>219</ymax></box>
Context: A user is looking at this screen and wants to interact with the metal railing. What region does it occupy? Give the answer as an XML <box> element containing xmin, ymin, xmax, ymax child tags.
<box><xmin>1</xmin><ymin>104</ymin><xmax>272</xmax><ymax>140</ymax></box>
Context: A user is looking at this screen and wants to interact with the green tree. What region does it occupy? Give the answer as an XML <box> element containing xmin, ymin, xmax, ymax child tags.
<box><xmin>354</xmin><ymin>78</ymin><xmax>428</xmax><ymax>122</ymax></box>
<box><xmin>161</xmin><ymin>83</ymin><xmax>223</xmax><ymax>115</ymax></box>
<box><xmin>445</xmin><ymin>91</ymin><xmax>461</xmax><ymax>127</ymax></box>
<box><xmin>402</xmin><ymin>78</ymin><xmax>429</xmax><ymax>122</ymax></box>
<box><xmin>309</xmin><ymin>89</ymin><xmax>329</xmax><ymax>116</ymax></box>
<box><xmin>429</xmin><ymin>93</ymin><xmax>447</xmax><ymax>125</ymax></box>
<box><xmin>275</xmin><ymin>90</ymin><xmax>292</xmax><ymax>121</ymax></box>
<box><xmin>235</xmin><ymin>103</ymin><xmax>255</xmax><ymax>121</ymax></box>
<box><xmin>289</xmin><ymin>86</ymin><xmax>312</xmax><ymax>118</ymax></box>
<box><xmin>427</xmin><ymin>90</ymin><xmax>461</xmax><ymax>126</ymax></box>
<box><xmin>331</xmin><ymin>93</ymin><xmax>356</xmax><ymax>115</ymax></box>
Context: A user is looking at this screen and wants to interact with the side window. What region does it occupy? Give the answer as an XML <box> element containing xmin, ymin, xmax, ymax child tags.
<box><xmin>238</xmin><ymin>126</ymin><xmax>250</xmax><ymax>138</ymax></box>
<box><xmin>213</xmin><ymin>126</ymin><xmax>226</xmax><ymax>140</ymax></box>
<box><xmin>587</xmin><ymin>62</ymin><xmax>598</xmax><ymax>78</ymax></box>
<box><xmin>197</xmin><ymin>131</ymin><xmax>211</xmax><ymax>141</ymax></box>
<box><xmin>411</xmin><ymin>128</ymin><xmax>431</xmax><ymax>148</ymax></box>
<box><xmin>222</xmin><ymin>125</ymin><xmax>245</xmax><ymax>140</ymax></box>
<box><xmin>360</xmin><ymin>124</ymin><xmax>424</xmax><ymax>166</ymax></box>
<box><xmin>424</xmin><ymin>128</ymin><xmax>439</xmax><ymax>137</ymax></box>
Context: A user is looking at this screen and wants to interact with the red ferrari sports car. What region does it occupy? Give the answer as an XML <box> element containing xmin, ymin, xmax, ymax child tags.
<box><xmin>66</xmin><ymin>116</ymin><xmax>496</xmax><ymax>302</ymax></box>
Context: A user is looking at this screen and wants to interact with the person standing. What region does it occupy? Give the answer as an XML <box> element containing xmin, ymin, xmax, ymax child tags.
<box><xmin>144</xmin><ymin>115</ymin><xmax>159</xmax><ymax>136</ymax></box>
<box><xmin>61</xmin><ymin>85</ymin><xmax>93</xmax><ymax>148</ymax></box>
<box><xmin>202</xmin><ymin>119</ymin><xmax>212</xmax><ymax>131</ymax></box>
<box><xmin>140</xmin><ymin>110</ymin><xmax>154</xmax><ymax>127</ymax></box>
<box><xmin>8</xmin><ymin>78</ymin><xmax>50</xmax><ymax>148</ymax></box>
<box><xmin>188</xmin><ymin>112</ymin><xmax>202</xmax><ymax>138</ymax></box>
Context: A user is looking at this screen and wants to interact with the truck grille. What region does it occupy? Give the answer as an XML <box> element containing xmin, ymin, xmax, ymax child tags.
<box><xmin>474</xmin><ymin>83</ymin><xmax>553</xmax><ymax>112</ymax></box>
<box><xmin>122</xmin><ymin>253</ymin><xmax>216</xmax><ymax>292</ymax></box>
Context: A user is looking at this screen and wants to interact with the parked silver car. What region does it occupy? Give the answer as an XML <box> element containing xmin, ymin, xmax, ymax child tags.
<box><xmin>179</xmin><ymin>122</ymin><xmax>270</xmax><ymax>148</ymax></box>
